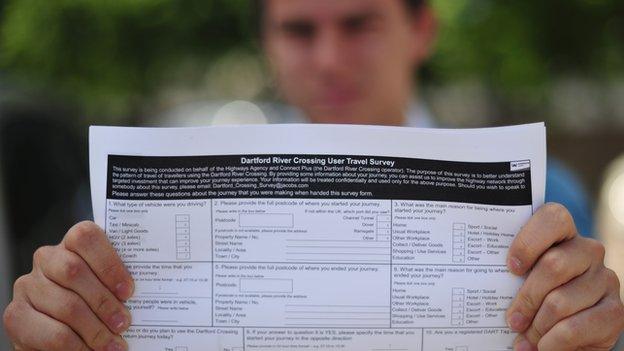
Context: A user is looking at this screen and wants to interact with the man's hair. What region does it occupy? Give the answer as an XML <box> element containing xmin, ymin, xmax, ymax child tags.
<box><xmin>404</xmin><ymin>0</ymin><xmax>426</xmax><ymax>10</ymax></box>
<box><xmin>253</xmin><ymin>0</ymin><xmax>426</xmax><ymax>38</ymax></box>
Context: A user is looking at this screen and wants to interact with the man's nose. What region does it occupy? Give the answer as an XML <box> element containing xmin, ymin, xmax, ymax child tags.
<box><xmin>313</xmin><ymin>29</ymin><xmax>348</xmax><ymax>74</ymax></box>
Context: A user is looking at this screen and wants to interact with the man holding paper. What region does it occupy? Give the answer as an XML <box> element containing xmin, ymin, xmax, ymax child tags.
<box><xmin>3</xmin><ymin>1</ymin><xmax>623</xmax><ymax>351</ymax></box>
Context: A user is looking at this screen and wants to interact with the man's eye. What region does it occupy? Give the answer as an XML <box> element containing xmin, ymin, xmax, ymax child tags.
<box><xmin>343</xmin><ymin>17</ymin><xmax>377</xmax><ymax>35</ymax></box>
<box><xmin>282</xmin><ymin>23</ymin><xmax>315</xmax><ymax>40</ymax></box>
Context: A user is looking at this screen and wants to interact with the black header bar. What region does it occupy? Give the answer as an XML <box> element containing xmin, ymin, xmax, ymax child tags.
<box><xmin>106</xmin><ymin>154</ymin><xmax>532</xmax><ymax>206</ymax></box>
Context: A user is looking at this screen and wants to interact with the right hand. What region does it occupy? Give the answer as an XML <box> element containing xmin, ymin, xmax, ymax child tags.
<box><xmin>3</xmin><ymin>221</ymin><xmax>134</xmax><ymax>351</ymax></box>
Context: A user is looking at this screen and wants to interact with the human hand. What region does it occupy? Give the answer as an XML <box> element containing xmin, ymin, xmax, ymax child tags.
<box><xmin>506</xmin><ymin>203</ymin><xmax>624</xmax><ymax>350</ymax></box>
<box><xmin>3</xmin><ymin>221</ymin><xmax>134</xmax><ymax>351</ymax></box>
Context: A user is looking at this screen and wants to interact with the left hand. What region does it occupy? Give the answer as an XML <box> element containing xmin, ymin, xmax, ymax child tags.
<box><xmin>506</xmin><ymin>203</ymin><xmax>624</xmax><ymax>351</ymax></box>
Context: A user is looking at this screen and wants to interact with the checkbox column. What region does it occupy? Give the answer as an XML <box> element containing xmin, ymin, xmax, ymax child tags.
<box><xmin>451</xmin><ymin>288</ymin><xmax>465</xmax><ymax>326</ymax></box>
<box><xmin>176</xmin><ymin>214</ymin><xmax>190</xmax><ymax>260</ymax></box>
<box><xmin>452</xmin><ymin>223</ymin><xmax>466</xmax><ymax>263</ymax></box>
<box><xmin>376</xmin><ymin>214</ymin><xmax>391</xmax><ymax>241</ymax></box>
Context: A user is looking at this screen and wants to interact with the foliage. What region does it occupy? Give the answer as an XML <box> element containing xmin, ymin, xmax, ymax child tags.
<box><xmin>1</xmin><ymin>0</ymin><xmax>623</xmax><ymax>117</ymax></box>
<box><xmin>0</xmin><ymin>0</ymin><xmax>253</xmax><ymax>116</ymax></box>
<box><xmin>430</xmin><ymin>0</ymin><xmax>624</xmax><ymax>87</ymax></box>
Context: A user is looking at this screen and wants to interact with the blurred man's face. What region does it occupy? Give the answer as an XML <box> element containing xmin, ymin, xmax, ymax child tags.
<box><xmin>263</xmin><ymin>0</ymin><xmax>431</xmax><ymax>125</ymax></box>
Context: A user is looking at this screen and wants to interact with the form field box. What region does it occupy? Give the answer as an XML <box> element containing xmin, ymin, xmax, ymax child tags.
<box><xmin>239</xmin><ymin>213</ymin><xmax>294</xmax><ymax>228</ymax></box>
<box><xmin>376</xmin><ymin>221</ymin><xmax>391</xmax><ymax>229</ymax></box>
<box><xmin>377</xmin><ymin>215</ymin><xmax>391</xmax><ymax>222</ymax></box>
<box><xmin>176</xmin><ymin>214</ymin><xmax>190</xmax><ymax>221</ymax></box>
<box><xmin>377</xmin><ymin>228</ymin><xmax>391</xmax><ymax>235</ymax></box>
<box><xmin>176</xmin><ymin>234</ymin><xmax>190</xmax><ymax>241</ymax></box>
<box><xmin>176</xmin><ymin>240</ymin><xmax>190</xmax><ymax>247</ymax></box>
<box><xmin>239</xmin><ymin>278</ymin><xmax>293</xmax><ymax>293</ymax></box>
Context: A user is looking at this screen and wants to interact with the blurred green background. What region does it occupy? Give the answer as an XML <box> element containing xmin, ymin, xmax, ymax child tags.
<box><xmin>1</xmin><ymin>0</ymin><xmax>623</xmax><ymax>126</ymax></box>
<box><xmin>2</xmin><ymin>0</ymin><xmax>623</xmax><ymax>194</ymax></box>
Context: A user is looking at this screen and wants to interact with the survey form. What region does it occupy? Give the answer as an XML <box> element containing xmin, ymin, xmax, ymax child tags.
<box><xmin>90</xmin><ymin>123</ymin><xmax>546</xmax><ymax>351</ymax></box>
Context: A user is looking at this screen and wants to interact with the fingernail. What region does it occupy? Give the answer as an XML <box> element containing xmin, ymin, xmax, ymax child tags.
<box><xmin>115</xmin><ymin>281</ymin><xmax>132</xmax><ymax>300</ymax></box>
<box><xmin>106</xmin><ymin>341</ymin><xmax>125</xmax><ymax>351</ymax></box>
<box><xmin>110</xmin><ymin>312</ymin><xmax>128</xmax><ymax>333</ymax></box>
<box><xmin>514</xmin><ymin>339</ymin><xmax>535</xmax><ymax>351</ymax></box>
<box><xmin>508</xmin><ymin>311</ymin><xmax>528</xmax><ymax>331</ymax></box>
<box><xmin>508</xmin><ymin>256</ymin><xmax>522</xmax><ymax>273</ymax></box>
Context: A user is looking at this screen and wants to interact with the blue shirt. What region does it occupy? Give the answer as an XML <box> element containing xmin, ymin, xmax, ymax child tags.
<box><xmin>545</xmin><ymin>159</ymin><xmax>594</xmax><ymax>236</ymax></box>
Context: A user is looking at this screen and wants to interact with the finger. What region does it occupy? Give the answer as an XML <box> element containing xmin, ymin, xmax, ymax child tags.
<box><xmin>62</xmin><ymin>221</ymin><xmax>134</xmax><ymax>300</ymax></box>
<box><xmin>523</xmin><ymin>264</ymin><xmax>610</xmax><ymax>345</ymax></box>
<box><xmin>14</xmin><ymin>346</ymin><xmax>36</xmax><ymax>351</ymax></box>
<box><xmin>33</xmin><ymin>245</ymin><xmax>131</xmax><ymax>334</ymax></box>
<box><xmin>507</xmin><ymin>203</ymin><xmax>577</xmax><ymax>276</ymax></box>
<box><xmin>537</xmin><ymin>289</ymin><xmax>624</xmax><ymax>351</ymax></box>
<box><xmin>506</xmin><ymin>237</ymin><xmax>597</xmax><ymax>332</ymax></box>
<box><xmin>3</xmin><ymin>298</ymin><xmax>88</xmax><ymax>351</ymax></box>
<box><xmin>25</xmin><ymin>270</ymin><xmax>128</xmax><ymax>351</ymax></box>
<box><xmin>5</xmin><ymin>276</ymin><xmax>40</xmax><ymax>351</ymax></box>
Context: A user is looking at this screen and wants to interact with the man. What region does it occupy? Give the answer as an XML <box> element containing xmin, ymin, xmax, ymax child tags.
<box><xmin>4</xmin><ymin>1</ymin><xmax>624</xmax><ymax>350</ymax></box>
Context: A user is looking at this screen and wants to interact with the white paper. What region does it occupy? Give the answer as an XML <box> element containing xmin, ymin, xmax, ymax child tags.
<box><xmin>90</xmin><ymin>123</ymin><xmax>546</xmax><ymax>351</ymax></box>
